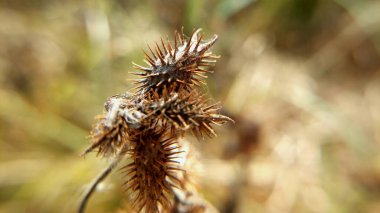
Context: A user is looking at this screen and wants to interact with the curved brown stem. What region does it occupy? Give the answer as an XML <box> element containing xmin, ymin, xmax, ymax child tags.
<box><xmin>78</xmin><ymin>144</ymin><xmax>128</xmax><ymax>213</ymax></box>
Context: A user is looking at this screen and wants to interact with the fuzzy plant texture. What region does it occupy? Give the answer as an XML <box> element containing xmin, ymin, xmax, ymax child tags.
<box><xmin>81</xmin><ymin>28</ymin><xmax>233</xmax><ymax>213</ymax></box>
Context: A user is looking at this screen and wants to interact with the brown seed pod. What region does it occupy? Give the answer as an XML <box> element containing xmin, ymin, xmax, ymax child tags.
<box><xmin>132</xmin><ymin>28</ymin><xmax>219</xmax><ymax>96</ymax></box>
<box><xmin>82</xmin><ymin>94</ymin><xmax>136</xmax><ymax>157</ymax></box>
<box><xmin>80</xmin><ymin>28</ymin><xmax>233</xmax><ymax>213</ymax></box>
<box><xmin>143</xmin><ymin>91</ymin><xmax>233</xmax><ymax>139</ymax></box>
<box><xmin>122</xmin><ymin>127</ymin><xmax>184</xmax><ymax>212</ymax></box>
<box><xmin>83</xmin><ymin>114</ymin><xmax>127</xmax><ymax>157</ymax></box>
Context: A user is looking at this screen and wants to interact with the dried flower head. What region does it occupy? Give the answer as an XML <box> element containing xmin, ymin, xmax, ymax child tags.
<box><xmin>143</xmin><ymin>91</ymin><xmax>233</xmax><ymax>139</ymax></box>
<box><xmin>133</xmin><ymin>28</ymin><xmax>219</xmax><ymax>96</ymax></box>
<box><xmin>122</xmin><ymin>128</ymin><xmax>182</xmax><ymax>212</ymax></box>
<box><xmin>80</xmin><ymin>28</ymin><xmax>233</xmax><ymax>213</ymax></box>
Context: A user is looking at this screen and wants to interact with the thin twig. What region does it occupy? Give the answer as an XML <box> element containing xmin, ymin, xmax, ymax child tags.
<box><xmin>78</xmin><ymin>144</ymin><xmax>128</xmax><ymax>213</ymax></box>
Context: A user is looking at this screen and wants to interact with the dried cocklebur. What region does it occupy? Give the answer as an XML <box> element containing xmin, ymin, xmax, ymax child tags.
<box><xmin>80</xmin><ymin>28</ymin><xmax>232</xmax><ymax>213</ymax></box>
<box><xmin>122</xmin><ymin>127</ymin><xmax>183</xmax><ymax>212</ymax></box>
<box><xmin>132</xmin><ymin>28</ymin><xmax>219</xmax><ymax>96</ymax></box>
<box><xmin>82</xmin><ymin>94</ymin><xmax>143</xmax><ymax>157</ymax></box>
<box><xmin>143</xmin><ymin>91</ymin><xmax>233</xmax><ymax>139</ymax></box>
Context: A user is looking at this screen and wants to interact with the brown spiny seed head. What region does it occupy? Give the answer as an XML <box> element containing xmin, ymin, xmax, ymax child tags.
<box><xmin>82</xmin><ymin>94</ymin><xmax>138</xmax><ymax>157</ymax></box>
<box><xmin>142</xmin><ymin>92</ymin><xmax>233</xmax><ymax>139</ymax></box>
<box><xmin>133</xmin><ymin>28</ymin><xmax>219</xmax><ymax>96</ymax></box>
<box><xmin>82</xmin><ymin>28</ymin><xmax>232</xmax><ymax>213</ymax></box>
<box><xmin>83</xmin><ymin>113</ymin><xmax>128</xmax><ymax>157</ymax></box>
<box><xmin>122</xmin><ymin>127</ymin><xmax>184</xmax><ymax>212</ymax></box>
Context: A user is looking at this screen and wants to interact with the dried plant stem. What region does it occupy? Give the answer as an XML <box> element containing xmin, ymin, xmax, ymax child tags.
<box><xmin>78</xmin><ymin>144</ymin><xmax>128</xmax><ymax>213</ymax></box>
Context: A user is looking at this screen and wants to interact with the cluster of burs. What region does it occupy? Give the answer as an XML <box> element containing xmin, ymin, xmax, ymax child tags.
<box><xmin>82</xmin><ymin>28</ymin><xmax>232</xmax><ymax>213</ymax></box>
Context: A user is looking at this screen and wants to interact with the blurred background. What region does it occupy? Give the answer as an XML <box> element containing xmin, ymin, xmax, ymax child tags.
<box><xmin>1</xmin><ymin>0</ymin><xmax>380</xmax><ymax>212</ymax></box>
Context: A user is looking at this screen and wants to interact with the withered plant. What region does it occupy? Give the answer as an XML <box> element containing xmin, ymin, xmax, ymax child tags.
<box><xmin>79</xmin><ymin>28</ymin><xmax>232</xmax><ymax>213</ymax></box>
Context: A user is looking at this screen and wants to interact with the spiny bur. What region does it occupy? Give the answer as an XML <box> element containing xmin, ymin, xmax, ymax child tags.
<box><xmin>133</xmin><ymin>28</ymin><xmax>219</xmax><ymax>96</ymax></box>
<box><xmin>80</xmin><ymin>28</ymin><xmax>232</xmax><ymax>213</ymax></box>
